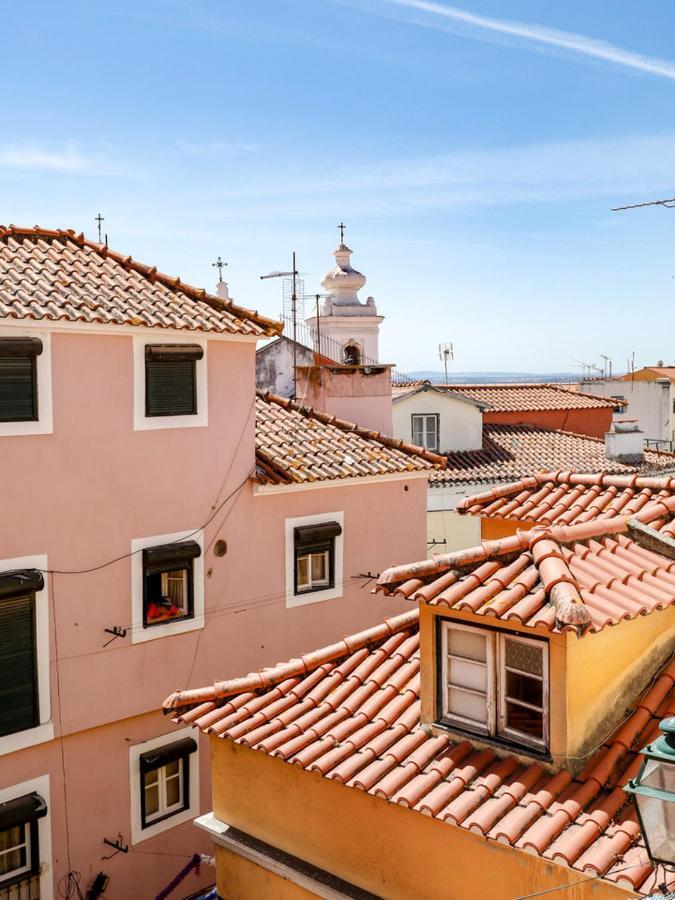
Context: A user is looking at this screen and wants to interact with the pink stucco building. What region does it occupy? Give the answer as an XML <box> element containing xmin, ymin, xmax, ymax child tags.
<box><xmin>0</xmin><ymin>226</ymin><xmax>440</xmax><ymax>899</ymax></box>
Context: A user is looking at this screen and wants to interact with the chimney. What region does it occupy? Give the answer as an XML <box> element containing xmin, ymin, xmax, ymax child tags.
<box><xmin>216</xmin><ymin>281</ymin><xmax>230</xmax><ymax>301</ymax></box>
<box><xmin>605</xmin><ymin>420</ymin><xmax>644</xmax><ymax>463</ymax></box>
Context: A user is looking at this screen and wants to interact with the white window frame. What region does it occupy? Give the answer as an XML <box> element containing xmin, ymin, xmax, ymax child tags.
<box><xmin>439</xmin><ymin>621</ymin><xmax>549</xmax><ymax>751</ymax></box>
<box><xmin>143</xmin><ymin>757</ymin><xmax>185</xmax><ymax>825</ymax></box>
<box><xmin>129</xmin><ymin>727</ymin><xmax>199</xmax><ymax>845</ymax></box>
<box><xmin>133</xmin><ymin>335</ymin><xmax>207</xmax><ymax>431</ymax></box>
<box><xmin>0</xmin><ymin>555</ymin><xmax>53</xmax><ymax>757</ymax></box>
<box><xmin>411</xmin><ymin>413</ymin><xmax>439</xmax><ymax>452</ymax></box>
<box><xmin>0</xmin><ymin>775</ymin><xmax>52</xmax><ymax>900</ymax></box>
<box><xmin>497</xmin><ymin>632</ymin><xmax>549</xmax><ymax>750</ymax></box>
<box><xmin>0</xmin><ymin>819</ymin><xmax>31</xmax><ymax>883</ymax></box>
<box><xmin>0</xmin><ymin>329</ymin><xmax>53</xmax><ymax>437</ymax></box>
<box><xmin>130</xmin><ymin>530</ymin><xmax>204</xmax><ymax>644</ymax></box>
<box><xmin>285</xmin><ymin>512</ymin><xmax>344</xmax><ymax>608</ymax></box>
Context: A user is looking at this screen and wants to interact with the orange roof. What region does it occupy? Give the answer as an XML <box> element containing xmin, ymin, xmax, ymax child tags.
<box><xmin>376</xmin><ymin>503</ymin><xmax>675</xmax><ymax>633</ymax></box>
<box><xmin>432</xmin><ymin>423</ymin><xmax>675</xmax><ymax>485</ymax></box>
<box><xmin>255</xmin><ymin>392</ymin><xmax>444</xmax><ymax>485</ymax></box>
<box><xmin>0</xmin><ymin>225</ymin><xmax>282</xmax><ymax>337</ymax></box>
<box><xmin>458</xmin><ymin>472</ymin><xmax>675</xmax><ymax>527</ymax></box>
<box><xmin>432</xmin><ymin>383</ymin><xmax>622</xmax><ymax>412</ymax></box>
<box><xmin>163</xmin><ymin>603</ymin><xmax>674</xmax><ymax>896</ymax></box>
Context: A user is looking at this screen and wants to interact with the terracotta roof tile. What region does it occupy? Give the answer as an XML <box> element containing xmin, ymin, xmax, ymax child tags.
<box><xmin>255</xmin><ymin>391</ymin><xmax>444</xmax><ymax>485</ymax></box>
<box><xmin>459</xmin><ymin>471</ymin><xmax>675</xmax><ymax>526</ymax></box>
<box><xmin>163</xmin><ymin>605</ymin><xmax>674</xmax><ymax>896</ymax></box>
<box><xmin>0</xmin><ymin>225</ymin><xmax>281</xmax><ymax>337</ymax></box>
<box><xmin>433</xmin><ymin>425</ymin><xmax>675</xmax><ymax>486</ymax></box>
<box><xmin>374</xmin><ymin>511</ymin><xmax>675</xmax><ymax>634</ymax></box>
<box><xmin>431</xmin><ymin>383</ymin><xmax>622</xmax><ymax>412</ymax></box>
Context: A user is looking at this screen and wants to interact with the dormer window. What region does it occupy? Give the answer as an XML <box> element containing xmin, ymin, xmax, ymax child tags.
<box><xmin>412</xmin><ymin>413</ymin><xmax>439</xmax><ymax>452</ymax></box>
<box><xmin>439</xmin><ymin>621</ymin><xmax>548</xmax><ymax>751</ymax></box>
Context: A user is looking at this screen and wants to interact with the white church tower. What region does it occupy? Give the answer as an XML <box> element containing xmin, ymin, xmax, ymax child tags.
<box><xmin>306</xmin><ymin>226</ymin><xmax>383</xmax><ymax>364</ymax></box>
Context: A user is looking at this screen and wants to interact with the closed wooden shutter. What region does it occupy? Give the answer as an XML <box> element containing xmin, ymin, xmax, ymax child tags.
<box><xmin>0</xmin><ymin>594</ymin><xmax>37</xmax><ymax>737</ymax></box>
<box><xmin>0</xmin><ymin>356</ymin><xmax>37</xmax><ymax>422</ymax></box>
<box><xmin>145</xmin><ymin>359</ymin><xmax>197</xmax><ymax>417</ymax></box>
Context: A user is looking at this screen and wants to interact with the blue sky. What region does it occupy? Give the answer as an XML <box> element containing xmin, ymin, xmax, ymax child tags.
<box><xmin>2</xmin><ymin>1</ymin><xmax>675</xmax><ymax>373</ymax></box>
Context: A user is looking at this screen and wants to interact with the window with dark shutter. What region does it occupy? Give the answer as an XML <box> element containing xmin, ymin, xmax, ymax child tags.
<box><xmin>142</xmin><ymin>542</ymin><xmax>200</xmax><ymax>628</ymax></box>
<box><xmin>0</xmin><ymin>571</ymin><xmax>42</xmax><ymax>739</ymax></box>
<box><xmin>0</xmin><ymin>339</ymin><xmax>42</xmax><ymax>423</ymax></box>
<box><xmin>144</xmin><ymin>345</ymin><xmax>202</xmax><ymax>417</ymax></box>
<box><xmin>139</xmin><ymin>739</ymin><xmax>196</xmax><ymax>828</ymax></box>
<box><xmin>293</xmin><ymin>522</ymin><xmax>341</xmax><ymax>595</ymax></box>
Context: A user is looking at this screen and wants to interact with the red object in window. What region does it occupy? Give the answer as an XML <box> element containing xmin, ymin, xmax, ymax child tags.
<box><xmin>147</xmin><ymin>599</ymin><xmax>182</xmax><ymax>623</ymax></box>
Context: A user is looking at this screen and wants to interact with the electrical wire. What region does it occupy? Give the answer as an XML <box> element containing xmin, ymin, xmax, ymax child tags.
<box><xmin>513</xmin><ymin>859</ymin><xmax>651</xmax><ymax>899</ymax></box>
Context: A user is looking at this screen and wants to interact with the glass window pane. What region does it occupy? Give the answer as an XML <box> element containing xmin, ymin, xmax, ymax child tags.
<box><xmin>144</xmin><ymin>783</ymin><xmax>159</xmax><ymax>817</ymax></box>
<box><xmin>641</xmin><ymin>758</ymin><xmax>675</xmax><ymax>793</ymax></box>
<box><xmin>506</xmin><ymin>671</ymin><xmax>543</xmax><ymax>707</ymax></box>
<box><xmin>311</xmin><ymin>552</ymin><xmax>328</xmax><ymax>583</ymax></box>
<box><xmin>164</xmin><ymin>759</ymin><xmax>180</xmax><ymax>777</ymax></box>
<box><xmin>165</xmin><ymin>774</ymin><xmax>181</xmax><ymax>808</ymax></box>
<box><xmin>448</xmin><ymin>657</ymin><xmax>487</xmax><ymax>692</ymax></box>
<box><xmin>448</xmin><ymin>687</ymin><xmax>488</xmax><ymax>723</ymax></box>
<box><xmin>504</xmin><ymin>638</ymin><xmax>543</xmax><ymax>676</ymax></box>
<box><xmin>448</xmin><ymin>628</ymin><xmax>487</xmax><ymax>662</ymax></box>
<box><xmin>0</xmin><ymin>826</ymin><xmax>22</xmax><ymax>854</ymax></box>
<box><xmin>143</xmin><ymin>769</ymin><xmax>159</xmax><ymax>788</ymax></box>
<box><xmin>635</xmin><ymin>793</ymin><xmax>675</xmax><ymax>862</ymax></box>
<box><xmin>0</xmin><ymin>845</ymin><xmax>26</xmax><ymax>877</ymax></box>
<box><xmin>412</xmin><ymin>417</ymin><xmax>424</xmax><ymax>445</ymax></box>
<box><xmin>505</xmin><ymin>701</ymin><xmax>543</xmax><ymax>738</ymax></box>
<box><xmin>161</xmin><ymin>569</ymin><xmax>188</xmax><ymax>612</ymax></box>
<box><xmin>296</xmin><ymin>555</ymin><xmax>309</xmax><ymax>587</ymax></box>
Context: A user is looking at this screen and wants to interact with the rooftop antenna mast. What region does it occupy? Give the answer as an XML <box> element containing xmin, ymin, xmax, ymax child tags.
<box><xmin>612</xmin><ymin>196</ymin><xmax>675</xmax><ymax>211</ymax></box>
<box><xmin>438</xmin><ymin>342</ymin><xmax>454</xmax><ymax>386</ymax></box>
<box><xmin>261</xmin><ymin>253</ymin><xmax>299</xmax><ymax>399</ymax></box>
<box><xmin>599</xmin><ymin>354</ymin><xmax>613</xmax><ymax>379</ymax></box>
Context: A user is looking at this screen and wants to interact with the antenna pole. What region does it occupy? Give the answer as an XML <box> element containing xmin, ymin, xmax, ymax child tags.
<box><xmin>292</xmin><ymin>251</ymin><xmax>297</xmax><ymax>400</ymax></box>
<box><xmin>315</xmin><ymin>294</ymin><xmax>321</xmax><ymax>357</ymax></box>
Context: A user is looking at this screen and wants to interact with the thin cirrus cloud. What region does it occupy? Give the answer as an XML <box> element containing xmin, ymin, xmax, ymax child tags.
<box><xmin>368</xmin><ymin>0</ymin><xmax>675</xmax><ymax>81</ymax></box>
<box><xmin>0</xmin><ymin>141</ymin><xmax>120</xmax><ymax>176</ymax></box>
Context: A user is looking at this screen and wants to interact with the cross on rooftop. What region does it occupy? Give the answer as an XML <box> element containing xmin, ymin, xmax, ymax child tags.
<box><xmin>338</xmin><ymin>222</ymin><xmax>346</xmax><ymax>244</ymax></box>
<box><xmin>211</xmin><ymin>256</ymin><xmax>228</xmax><ymax>282</ymax></box>
<box><xmin>95</xmin><ymin>213</ymin><xmax>104</xmax><ymax>243</ymax></box>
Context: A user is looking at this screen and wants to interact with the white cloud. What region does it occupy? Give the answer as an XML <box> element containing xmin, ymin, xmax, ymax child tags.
<box><xmin>0</xmin><ymin>141</ymin><xmax>118</xmax><ymax>175</ymax></box>
<box><xmin>174</xmin><ymin>140</ymin><xmax>256</xmax><ymax>159</ymax></box>
<box><xmin>367</xmin><ymin>0</ymin><xmax>675</xmax><ymax>80</ymax></box>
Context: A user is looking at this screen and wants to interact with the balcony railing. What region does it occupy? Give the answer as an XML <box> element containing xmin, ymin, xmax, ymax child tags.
<box><xmin>0</xmin><ymin>873</ymin><xmax>40</xmax><ymax>900</ymax></box>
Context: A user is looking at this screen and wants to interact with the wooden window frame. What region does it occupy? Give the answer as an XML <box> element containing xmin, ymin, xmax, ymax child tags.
<box><xmin>411</xmin><ymin>413</ymin><xmax>440</xmax><ymax>452</ymax></box>
<box><xmin>439</xmin><ymin>621</ymin><xmax>549</xmax><ymax>752</ymax></box>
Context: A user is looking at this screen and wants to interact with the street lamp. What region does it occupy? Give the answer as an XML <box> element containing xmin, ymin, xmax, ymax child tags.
<box><xmin>625</xmin><ymin>717</ymin><xmax>675</xmax><ymax>867</ymax></box>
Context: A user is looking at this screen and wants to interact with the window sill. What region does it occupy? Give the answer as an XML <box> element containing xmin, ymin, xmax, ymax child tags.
<box><xmin>134</xmin><ymin>412</ymin><xmax>207</xmax><ymax>432</ymax></box>
<box><xmin>133</xmin><ymin>804</ymin><xmax>197</xmax><ymax>845</ymax></box>
<box><xmin>430</xmin><ymin>720</ymin><xmax>551</xmax><ymax>762</ymax></box>
<box><xmin>286</xmin><ymin>585</ymin><xmax>343</xmax><ymax>609</ymax></box>
<box><xmin>0</xmin><ymin>723</ymin><xmax>54</xmax><ymax>758</ymax></box>
<box><xmin>132</xmin><ymin>613</ymin><xmax>204</xmax><ymax>644</ymax></box>
<box><xmin>0</xmin><ymin>420</ymin><xmax>53</xmax><ymax>437</ymax></box>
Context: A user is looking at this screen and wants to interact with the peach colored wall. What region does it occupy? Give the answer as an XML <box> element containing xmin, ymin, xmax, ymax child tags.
<box><xmin>0</xmin><ymin>328</ymin><xmax>424</xmax><ymax>897</ymax></box>
<box><xmin>296</xmin><ymin>366</ymin><xmax>393</xmax><ymax>434</ymax></box>
<box><xmin>483</xmin><ymin>407</ymin><xmax>613</xmax><ymax>439</ymax></box>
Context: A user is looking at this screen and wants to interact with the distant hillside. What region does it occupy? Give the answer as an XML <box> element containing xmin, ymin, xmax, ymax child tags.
<box><xmin>405</xmin><ymin>371</ymin><xmax>580</xmax><ymax>384</ymax></box>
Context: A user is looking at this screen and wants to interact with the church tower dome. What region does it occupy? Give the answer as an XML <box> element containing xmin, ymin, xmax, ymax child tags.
<box><xmin>307</xmin><ymin>225</ymin><xmax>383</xmax><ymax>364</ymax></box>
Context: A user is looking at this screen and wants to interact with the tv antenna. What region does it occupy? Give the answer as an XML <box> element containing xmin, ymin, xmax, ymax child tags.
<box><xmin>599</xmin><ymin>354</ymin><xmax>613</xmax><ymax>379</ymax></box>
<box><xmin>572</xmin><ymin>359</ymin><xmax>603</xmax><ymax>379</ymax></box>
<box><xmin>438</xmin><ymin>342</ymin><xmax>454</xmax><ymax>385</ymax></box>
<box><xmin>612</xmin><ymin>196</ymin><xmax>675</xmax><ymax>211</ymax></box>
<box><xmin>261</xmin><ymin>253</ymin><xmax>300</xmax><ymax>398</ymax></box>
